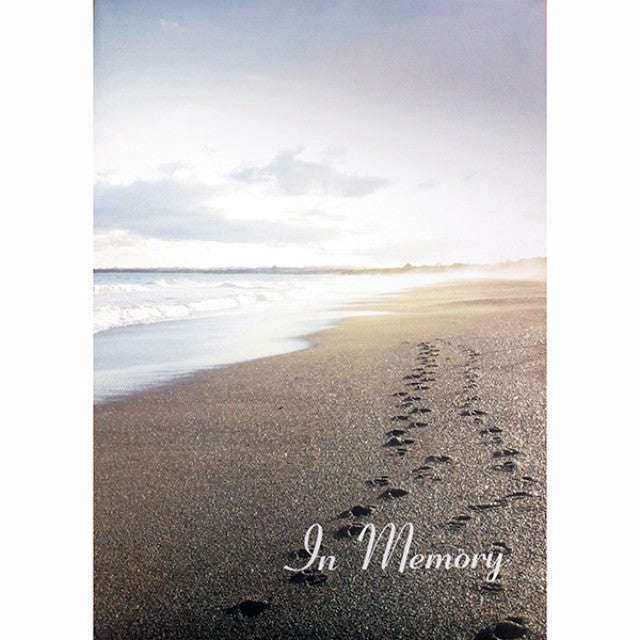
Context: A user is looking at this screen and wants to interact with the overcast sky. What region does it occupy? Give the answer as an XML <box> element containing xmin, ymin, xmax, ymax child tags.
<box><xmin>94</xmin><ymin>0</ymin><xmax>545</xmax><ymax>268</ymax></box>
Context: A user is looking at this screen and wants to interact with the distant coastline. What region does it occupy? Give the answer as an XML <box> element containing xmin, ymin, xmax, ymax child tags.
<box><xmin>94</xmin><ymin>256</ymin><xmax>546</xmax><ymax>276</ymax></box>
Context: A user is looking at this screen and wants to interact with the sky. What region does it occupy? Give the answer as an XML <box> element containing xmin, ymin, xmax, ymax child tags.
<box><xmin>94</xmin><ymin>0</ymin><xmax>545</xmax><ymax>268</ymax></box>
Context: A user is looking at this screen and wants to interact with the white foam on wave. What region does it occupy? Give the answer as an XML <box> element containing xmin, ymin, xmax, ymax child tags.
<box><xmin>94</xmin><ymin>261</ymin><xmax>546</xmax><ymax>335</ymax></box>
<box><xmin>93</xmin><ymin>271</ymin><xmax>416</xmax><ymax>334</ymax></box>
<box><xmin>93</xmin><ymin>283</ymin><xmax>149</xmax><ymax>293</ymax></box>
<box><xmin>94</xmin><ymin>290</ymin><xmax>289</xmax><ymax>333</ymax></box>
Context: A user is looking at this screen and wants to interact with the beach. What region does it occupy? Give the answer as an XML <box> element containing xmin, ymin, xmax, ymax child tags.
<box><xmin>94</xmin><ymin>278</ymin><xmax>546</xmax><ymax>639</ymax></box>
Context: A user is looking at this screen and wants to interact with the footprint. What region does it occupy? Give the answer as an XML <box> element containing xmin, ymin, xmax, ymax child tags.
<box><xmin>365</xmin><ymin>476</ymin><xmax>390</xmax><ymax>487</ymax></box>
<box><xmin>424</xmin><ymin>455</ymin><xmax>452</xmax><ymax>464</ymax></box>
<box><xmin>447</xmin><ymin>515</ymin><xmax>471</xmax><ymax>531</ymax></box>
<box><xmin>335</xmin><ymin>522</ymin><xmax>367</xmax><ymax>539</ymax></box>
<box><xmin>412</xmin><ymin>465</ymin><xmax>442</xmax><ymax>482</ymax></box>
<box><xmin>339</xmin><ymin>504</ymin><xmax>375</xmax><ymax>518</ymax></box>
<box><xmin>502</xmin><ymin>492</ymin><xmax>541</xmax><ymax>509</ymax></box>
<box><xmin>492</xmin><ymin>448</ymin><xmax>521</xmax><ymax>459</ymax></box>
<box><xmin>384</xmin><ymin>436</ymin><xmax>415</xmax><ymax>447</ymax></box>
<box><xmin>468</xmin><ymin>499</ymin><xmax>507</xmax><ymax>512</ymax></box>
<box><xmin>289</xmin><ymin>569</ymin><xmax>328</xmax><ymax>587</ymax></box>
<box><xmin>390</xmin><ymin>415</ymin><xmax>410</xmax><ymax>422</ymax></box>
<box><xmin>408</xmin><ymin>421</ymin><xmax>429</xmax><ymax>428</ymax></box>
<box><xmin>474</xmin><ymin>617</ymin><xmax>528</xmax><ymax>639</ymax></box>
<box><xmin>386</xmin><ymin>428</ymin><xmax>407</xmax><ymax>437</ymax></box>
<box><xmin>479</xmin><ymin>578</ymin><xmax>505</xmax><ymax>594</ymax></box>
<box><xmin>225</xmin><ymin>600</ymin><xmax>271</xmax><ymax>618</ymax></box>
<box><xmin>289</xmin><ymin>546</ymin><xmax>328</xmax><ymax>562</ymax></box>
<box><xmin>413</xmin><ymin>464</ymin><xmax>432</xmax><ymax>472</ymax></box>
<box><xmin>491</xmin><ymin>460</ymin><xmax>519</xmax><ymax>473</ymax></box>
<box><xmin>379</xmin><ymin>487</ymin><xmax>409</xmax><ymax>500</ymax></box>
<box><xmin>480</xmin><ymin>430</ymin><xmax>503</xmax><ymax>445</ymax></box>
<box><xmin>492</xmin><ymin>541</ymin><xmax>513</xmax><ymax>557</ymax></box>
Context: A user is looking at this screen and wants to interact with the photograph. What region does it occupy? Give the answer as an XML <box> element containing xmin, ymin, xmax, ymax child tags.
<box><xmin>94</xmin><ymin>1</ymin><xmax>546</xmax><ymax>638</ymax></box>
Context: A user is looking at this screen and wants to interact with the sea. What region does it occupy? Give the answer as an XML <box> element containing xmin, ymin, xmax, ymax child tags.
<box><xmin>94</xmin><ymin>263</ymin><xmax>542</xmax><ymax>403</ymax></box>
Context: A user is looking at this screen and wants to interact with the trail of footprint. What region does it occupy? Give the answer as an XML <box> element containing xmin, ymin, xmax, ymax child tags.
<box><xmin>457</xmin><ymin>345</ymin><xmax>537</xmax><ymax>490</ymax></box>
<box><xmin>385</xmin><ymin>342</ymin><xmax>440</xmax><ymax>459</ymax></box>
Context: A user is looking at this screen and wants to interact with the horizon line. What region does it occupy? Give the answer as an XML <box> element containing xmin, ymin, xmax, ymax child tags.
<box><xmin>94</xmin><ymin>256</ymin><xmax>546</xmax><ymax>274</ymax></box>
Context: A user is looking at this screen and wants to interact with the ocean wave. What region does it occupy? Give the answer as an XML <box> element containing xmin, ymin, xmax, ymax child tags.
<box><xmin>94</xmin><ymin>290</ymin><xmax>288</xmax><ymax>333</ymax></box>
<box><xmin>93</xmin><ymin>283</ymin><xmax>149</xmax><ymax>293</ymax></box>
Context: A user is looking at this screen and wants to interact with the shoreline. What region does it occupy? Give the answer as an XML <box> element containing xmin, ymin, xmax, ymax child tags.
<box><xmin>95</xmin><ymin>278</ymin><xmax>546</xmax><ymax>639</ymax></box>
<box><xmin>93</xmin><ymin>273</ymin><xmax>418</xmax><ymax>404</ymax></box>
<box><xmin>93</xmin><ymin>288</ymin><xmax>399</xmax><ymax>406</ymax></box>
<box><xmin>94</xmin><ymin>277</ymin><xmax>542</xmax><ymax>406</ymax></box>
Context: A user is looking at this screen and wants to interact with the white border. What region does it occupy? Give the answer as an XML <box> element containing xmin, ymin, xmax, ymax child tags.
<box><xmin>548</xmin><ymin>1</ymin><xmax>638</xmax><ymax>636</ymax></box>
<box><xmin>2</xmin><ymin>2</ymin><xmax>93</xmax><ymax>638</ymax></box>
<box><xmin>3</xmin><ymin>1</ymin><xmax>639</xmax><ymax>637</ymax></box>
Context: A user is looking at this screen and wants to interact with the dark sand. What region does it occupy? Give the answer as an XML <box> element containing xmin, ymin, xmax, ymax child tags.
<box><xmin>95</xmin><ymin>279</ymin><xmax>546</xmax><ymax>640</ymax></box>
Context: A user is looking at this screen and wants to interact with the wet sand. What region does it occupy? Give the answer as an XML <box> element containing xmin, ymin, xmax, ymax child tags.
<box><xmin>95</xmin><ymin>278</ymin><xmax>546</xmax><ymax>639</ymax></box>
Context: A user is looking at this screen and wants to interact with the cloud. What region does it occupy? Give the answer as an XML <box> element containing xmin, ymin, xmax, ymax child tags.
<box><xmin>157</xmin><ymin>161</ymin><xmax>190</xmax><ymax>176</ymax></box>
<box><xmin>231</xmin><ymin>149</ymin><xmax>388</xmax><ymax>197</ymax></box>
<box><xmin>94</xmin><ymin>178</ymin><xmax>336</xmax><ymax>245</ymax></box>
<box><xmin>159</xmin><ymin>18</ymin><xmax>183</xmax><ymax>33</ymax></box>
